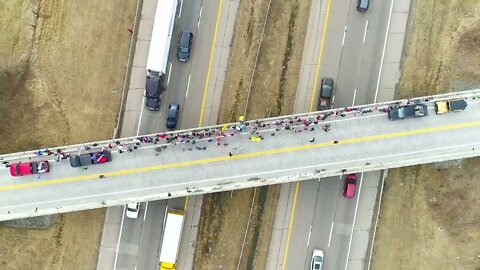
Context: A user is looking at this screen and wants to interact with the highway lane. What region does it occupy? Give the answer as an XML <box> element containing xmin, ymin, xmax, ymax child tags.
<box><xmin>138</xmin><ymin>0</ymin><xmax>202</xmax><ymax>135</ymax></box>
<box><xmin>324</xmin><ymin>1</ymin><xmax>393</xmax><ymax>269</ymax></box>
<box><xmin>116</xmin><ymin>0</ymin><xmax>219</xmax><ymax>269</ymax></box>
<box><xmin>334</xmin><ymin>0</ymin><xmax>391</xmax><ymax>108</ymax></box>
<box><xmin>283</xmin><ymin>0</ymin><xmax>395</xmax><ymax>269</ymax></box>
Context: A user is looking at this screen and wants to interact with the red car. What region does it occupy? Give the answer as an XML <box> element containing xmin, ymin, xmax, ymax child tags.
<box><xmin>9</xmin><ymin>161</ymin><xmax>49</xmax><ymax>177</ymax></box>
<box><xmin>343</xmin><ymin>173</ymin><xmax>358</xmax><ymax>198</ymax></box>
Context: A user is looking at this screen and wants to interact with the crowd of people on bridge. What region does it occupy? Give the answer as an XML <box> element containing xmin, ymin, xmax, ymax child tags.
<box><xmin>2</xmin><ymin>96</ymin><xmax>440</xmax><ymax>168</ymax></box>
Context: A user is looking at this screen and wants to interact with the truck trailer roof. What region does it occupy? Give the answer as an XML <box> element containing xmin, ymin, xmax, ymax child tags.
<box><xmin>159</xmin><ymin>210</ymin><xmax>185</xmax><ymax>265</ymax></box>
<box><xmin>146</xmin><ymin>0</ymin><xmax>178</xmax><ymax>74</ymax></box>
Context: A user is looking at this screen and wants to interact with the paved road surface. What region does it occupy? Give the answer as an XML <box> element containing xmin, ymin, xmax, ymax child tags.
<box><xmin>114</xmin><ymin>0</ymin><xmax>239</xmax><ymax>269</ymax></box>
<box><xmin>2</xmin><ymin>97</ymin><xmax>479</xmax><ymax>222</ymax></box>
<box><xmin>273</xmin><ymin>0</ymin><xmax>409</xmax><ymax>269</ymax></box>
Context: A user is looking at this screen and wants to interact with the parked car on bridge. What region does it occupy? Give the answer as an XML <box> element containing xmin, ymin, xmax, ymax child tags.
<box><xmin>311</xmin><ymin>249</ymin><xmax>324</xmax><ymax>270</ymax></box>
<box><xmin>343</xmin><ymin>173</ymin><xmax>358</xmax><ymax>198</ymax></box>
<box><xmin>434</xmin><ymin>98</ymin><xmax>467</xmax><ymax>114</ymax></box>
<box><xmin>9</xmin><ymin>161</ymin><xmax>49</xmax><ymax>177</ymax></box>
<box><xmin>69</xmin><ymin>150</ymin><xmax>112</xmax><ymax>168</ymax></box>
<box><xmin>388</xmin><ymin>103</ymin><xmax>428</xmax><ymax>120</ymax></box>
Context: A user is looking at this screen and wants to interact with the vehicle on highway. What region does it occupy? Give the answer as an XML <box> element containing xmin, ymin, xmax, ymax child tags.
<box><xmin>145</xmin><ymin>76</ymin><xmax>163</xmax><ymax>111</ymax></box>
<box><xmin>146</xmin><ymin>0</ymin><xmax>177</xmax><ymax>76</ymax></box>
<box><xmin>126</xmin><ymin>202</ymin><xmax>140</xmax><ymax>219</ymax></box>
<box><xmin>317</xmin><ymin>77</ymin><xmax>334</xmax><ymax>111</ymax></box>
<box><xmin>343</xmin><ymin>173</ymin><xmax>358</xmax><ymax>198</ymax></box>
<box><xmin>159</xmin><ymin>209</ymin><xmax>185</xmax><ymax>270</ymax></box>
<box><xmin>357</xmin><ymin>0</ymin><xmax>369</xmax><ymax>12</ymax></box>
<box><xmin>177</xmin><ymin>30</ymin><xmax>193</xmax><ymax>62</ymax></box>
<box><xmin>311</xmin><ymin>249</ymin><xmax>324</xmax><ymax>270</ymax></box>
<box><xmin>69</xmin><ymin>150</ymin><xmax>112</xmax><ymax>168</ymax></box>
<box><xmin>388</xmin><ymin>103</ymin><xmax>428</xmax><ymax>120</ymax></box>
<box><xmin>9</xmin><ymin>161</ymin><xmax>49</xmax><ymax>177</ymax></box>
<box><xmin>434</xmin><ymin>98</ymin><xmax>467</xmax><ymax>114</ymax></box>
<box><xmin>166</xmin><ymin>103</ymin><xmax>180</xmax><ymax>129</ymax></box>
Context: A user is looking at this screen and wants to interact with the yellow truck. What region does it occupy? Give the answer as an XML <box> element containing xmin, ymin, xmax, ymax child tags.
<box><xmin>159</xmin><ymin>209</ymin><xmax>185</xmax><ymax>270</ymax></box>
<box><xmin>434</xmin><ymin>98</ymin><xmax>467</xmax><ymax>114</ymax></box>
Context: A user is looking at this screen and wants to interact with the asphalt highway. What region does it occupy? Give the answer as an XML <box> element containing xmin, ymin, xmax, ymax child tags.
<box><xmin>116</xmin><ymin>0</ymin><xmax>219</xmax><ymax>269</ymax></box>
<box><xmin>281</xmin><ymin>0</ymin><xmax>397</xmax><ymax>269</ymax></box>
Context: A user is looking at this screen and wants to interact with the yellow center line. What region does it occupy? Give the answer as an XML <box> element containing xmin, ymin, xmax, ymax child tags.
<box><xmin>308</xmin><ymin>0</ymin><xmax>332</xmax><ymax>113</ymax></box>
<box><xmin>187</xmin><ymin>0</ymin><xmax>224</xmax><ymax>210</ymax></box>
<box><xmin>198</xmin><ymin>0</ymin><xmax>224</xmax><ymax>128</ymax></box>
<box><xmin>1</xmin><ymin>120</ymin><xmax>478</xmax><ymax>193</ymax></box>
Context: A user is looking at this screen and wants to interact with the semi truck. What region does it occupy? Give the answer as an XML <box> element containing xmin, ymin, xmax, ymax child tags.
<box><xmin>159</xmin><ymin>209</ymin><xmax>185</xmax><ymax>270</ymax></box>
<box><xmin>146</xmin><ymin>0</ymin><xmax>178</xmax><ymax>77</ymax></box>
<box><xmin>434</xmin><ymin>98</ymin><xmax>467</xmax><ymax>114</ymax></box>
<box><xmin>145</xmin><ymin>0</ymin><xmax>178</xmax><ymax>109</ymax></box>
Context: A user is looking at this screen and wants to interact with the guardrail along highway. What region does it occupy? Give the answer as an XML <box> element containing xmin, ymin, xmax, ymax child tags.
<box><xmin>1</xmin><ymin>90</ymin><xmax>479</xmax><ymax>221</ymax></box>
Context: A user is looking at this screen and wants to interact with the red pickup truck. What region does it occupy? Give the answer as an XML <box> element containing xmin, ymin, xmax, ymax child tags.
<box><xmin>9</xmin><ymin>161</ymin><xmax>50</xmax><ymax>177</ymax></box>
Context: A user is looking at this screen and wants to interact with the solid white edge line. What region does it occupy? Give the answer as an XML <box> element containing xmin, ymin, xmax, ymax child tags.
<box><xmin>167</xmin><ymin>62</ymin><xmax>172</xmax><ymax>85</ymax></box>
<box><xmin>352</xmin><ymin>89</ymin><xmax>357</xmax><ymax>106</ymax></box>
<box><xmin>328</xmin><ymin>221</ymin><xmax>334</xmax><ymax>247</ymax></box>
<box><xmin>342</xmin><ymin>26</ymin><xmax>347</xmax><ymax>47</ymax></box>
<box><xmin>136</xmin><ymin>98</ymin><xmax>145</xmax><ymax>136</ymax></box>
<box><xmin>374</xmin><ymin>0</ymin><xmax>395</xmax><ymax>103</ymax></box>
<box><xmin>186</xmin><ymin>74</ymin><xmax>191</xmax><ymax>98</ymax></box>
<box><xmin>366</xmin><ymin>171</ymin><xmax>386</xmax><ymax>270</ymax></box>
<box><xmin>178</xmin><ymin>0</ymin><xmax>183</xmax><ymax>19</ymax></box>
<box><xmin>143</xmin><ymin>201</ymin><xmax>148</xmax><ymax>221</ymax></box>
<box><xmin>113</xmin><ymin>205</ymin><xmax>126</xmax><ymax>270</ymax></box>
<box><xmin>344</xmin><ymin>173</ymin><xmax>364</xmax><ymax>270</ymax></box>
<box><xmin>363</xmin><ymin>20</ymin><xmax>369</xmax><ymax>44</ymax></box>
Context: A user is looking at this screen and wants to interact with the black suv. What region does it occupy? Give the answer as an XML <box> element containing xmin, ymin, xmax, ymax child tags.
<box><xmin>145</xmin><ymin>76</ymin><xmax>163</xmax><ymax>111</ymax></box>
<box><xmin>177</xmin><ymin>30</ymin><xmax>193</xmax><ymax>62</ymax></box>
<box><xmin>166</xmin><ymin>103</ymin><xmax>180</xmax><ymax>129</ymax></box>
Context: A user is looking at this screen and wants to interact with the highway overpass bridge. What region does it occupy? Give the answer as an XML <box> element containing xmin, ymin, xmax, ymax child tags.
<box><xmin>1</xmin><ymin>90</ymin><xmax>479</xmax><ymax>221</ymax></box>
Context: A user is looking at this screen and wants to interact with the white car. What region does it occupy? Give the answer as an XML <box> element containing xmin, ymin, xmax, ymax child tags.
<box><xmin>311</xmin><ymin>249</ymin><xmax>324</xmax><ymax>270</ymax></box>
<box><xmin>126</xmin><ymin>202</ymin><xmax>140</xmax><ymax>219</ymax></box>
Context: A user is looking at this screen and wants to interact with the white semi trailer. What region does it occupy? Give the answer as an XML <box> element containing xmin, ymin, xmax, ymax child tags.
<box><xmin>159</xmin><ymin>209</ymin><xmax>185</xmax><ymax>270</ymax></box>
<box><xmin>147</xmin><ymin>0</ymin><xmax>178</xmax><ymax>76</ymax></box>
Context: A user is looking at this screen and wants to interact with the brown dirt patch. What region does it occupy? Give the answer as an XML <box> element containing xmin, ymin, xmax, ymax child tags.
<box><xmin>194</xmin><ymin>0</ymin><xmax>311</xmax><ymax>269</ymax></box>
<box><xmin>0</xmin><ymin>210</ymin><xmax>105</xmax><ymax>270</ymax></box>
<box><xmin>371</xmin><ymin>0</ymin><xmax>480</xmax><ymax>269</ymax></box>
<box><xmin>0</xmin><ymin>0</ymin><xmax>136</xmax><ymax>268</ymax></box>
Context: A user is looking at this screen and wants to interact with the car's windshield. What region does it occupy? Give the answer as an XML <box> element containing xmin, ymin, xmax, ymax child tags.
<box><xmin>180</xmin><ymin>47</ymin><xmax>189</xmax><ymax>53</ymax></box>
<box><xmin>322</xmin><ymin>85</ymin><xmax>332</xmax><ymax>97</ymax></box>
